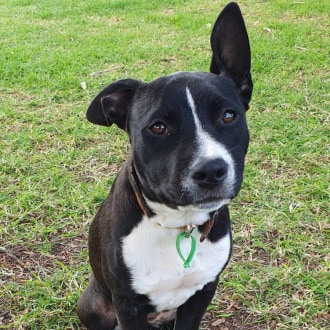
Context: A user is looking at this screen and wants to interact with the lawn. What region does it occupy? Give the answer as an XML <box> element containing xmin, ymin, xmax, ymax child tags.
<box><xmin>0</xmin><ymin>0</ymin><xmax>329</xmax><ymax>329</ymax></box>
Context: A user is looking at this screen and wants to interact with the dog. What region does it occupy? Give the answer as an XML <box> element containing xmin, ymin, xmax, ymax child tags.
<box><xmin>78</xmin><ymin>2</ymin><xmax>253</xmax><ymax>329</ymax></box>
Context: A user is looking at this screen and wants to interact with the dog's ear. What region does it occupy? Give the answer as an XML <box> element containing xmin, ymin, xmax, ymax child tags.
<box><xmin>210</xmin><ymin>2</ymin><xmax>253</xmax><ymax>110</ymax></box>
<box><xmin>86</xmin><ymin>79</ymin><xmax>142</xmax><ymax>130</ymax></box>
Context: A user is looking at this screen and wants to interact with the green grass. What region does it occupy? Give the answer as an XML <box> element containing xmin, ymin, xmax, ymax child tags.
<box><xmin>0</xmin><ymin>0</ymin><xmax>329</xmax><ymax>329</ymax></box>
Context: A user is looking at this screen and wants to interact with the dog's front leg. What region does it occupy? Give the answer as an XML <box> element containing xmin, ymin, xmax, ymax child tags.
<box><xmin>174</xmin><ymin>279</ymin><xmax>219</xmax><ymax>330</ymax></box>
<box><xmin>112</xmin><ymin>294</ymin><xmax>148</xmax><ymax>330</ymax></box>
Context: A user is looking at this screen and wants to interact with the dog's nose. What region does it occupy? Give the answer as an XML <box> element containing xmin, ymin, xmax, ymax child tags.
<box><xmin>191</xmin><ymin>158</ymin><xmax>228</xmax><ymax>186</ymax></box>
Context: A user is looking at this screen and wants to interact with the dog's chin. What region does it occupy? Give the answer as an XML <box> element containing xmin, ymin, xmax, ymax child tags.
<box><xmin>145</xmin><ymin>187</ymin><xmax>235</xmax><ymax>212</ymax></box>
<box><xmin>158</xmin><ymin>195</ymin><xmax>230</xmax><ymax>212</ymax></box>
<box><xmin>155</xmin><ymin>192</ymin><xmax>228</xmax><ymax>210</ymax></box>
<box><xmin>182</xmin><ymin>197</ymin><xmax>231</xmax><ymax>212</ymax></box>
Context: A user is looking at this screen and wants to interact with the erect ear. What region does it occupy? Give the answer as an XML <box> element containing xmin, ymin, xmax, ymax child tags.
<box><xmin>86</xmin><ymin>79</ymin><xmax>142</xmax><ymax>130</ymax></box>
<box><xmin>210</xmin><ymin>2</ymin><xmax>253</xmax><ymax>110</ymax></box>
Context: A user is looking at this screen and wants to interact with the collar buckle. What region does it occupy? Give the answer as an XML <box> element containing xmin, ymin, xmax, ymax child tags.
<box><xmin>184</xmin><ymin>224</ymin><xmax>196</xmax><ymax>235</ymax></box>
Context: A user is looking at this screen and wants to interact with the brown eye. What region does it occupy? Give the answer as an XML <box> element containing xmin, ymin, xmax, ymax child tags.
<box><xmin>150</xmin><ymin>121</ymin><xmax>167</xmax><ymax>135</ymax></box>
<box><xmin>222</xmin><ymin>110</ymin><xmax>236</xmax><ymax>124</ymax></box>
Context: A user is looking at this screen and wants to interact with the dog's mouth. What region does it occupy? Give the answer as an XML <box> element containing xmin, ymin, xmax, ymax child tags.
<box><xmin>191</xmin><ymin>196</ymin><xmax>231</xmax><ymax>210</ymax></box>
<box><xmin>177</xmin><ymin>186</ymin><xmax>236</xmax><ymax>208</ymax></box>
<box><xmin>166</xmin><ymin>194</ymin><xmax>232</xmax><ymax>212</ymax></box>
<box><xmin>135</xmin><ymin>169</ymin><xmax>235</xmax><ymax>212</ymax></box>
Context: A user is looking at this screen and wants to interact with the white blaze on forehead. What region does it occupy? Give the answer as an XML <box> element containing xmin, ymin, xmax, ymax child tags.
<box><xmin>185</xmin><ymin>87</ymin><xmax>235</xmax><ymax>169</ymax></box>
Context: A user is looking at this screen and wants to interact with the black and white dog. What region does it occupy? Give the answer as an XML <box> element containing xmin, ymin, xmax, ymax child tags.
<box><xmin>78</xmin><ymin>2</ymin><xmax>253</xmax><ymax>329</ymax></box>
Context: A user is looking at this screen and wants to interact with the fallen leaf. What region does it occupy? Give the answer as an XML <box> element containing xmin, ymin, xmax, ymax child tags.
<box><xmin>212</xmin><ymin>318</ymin><xmax>225</xmax><ymax>326</ymax></box>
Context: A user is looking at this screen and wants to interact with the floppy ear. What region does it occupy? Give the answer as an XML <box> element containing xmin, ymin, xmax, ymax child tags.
<box><xmin>86</xmin><ymin>79</ymin><xmax>142</xmax><ymax>130</ymax></box>
<box><xmin>210</xmin><ymin>2</ymin><xmax>253</xmax><ymax>110</ymax></box>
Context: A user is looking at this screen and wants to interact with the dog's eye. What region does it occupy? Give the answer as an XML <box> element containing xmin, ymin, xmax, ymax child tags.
<box><xmin>150</xmin><ymin>121</ymin><xmax>167</xmax><ymax>135</ymax></box>
<box><xmin>222</xmin><ymin>110</ymin><xmax>236</xmax><ymax>124</ymax></box>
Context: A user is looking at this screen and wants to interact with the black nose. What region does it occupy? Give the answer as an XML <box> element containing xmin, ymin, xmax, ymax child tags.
<box><xmin>191</xmin><ymin>158</ymin><xmax>228</xmax><ymax>186</ymax></box>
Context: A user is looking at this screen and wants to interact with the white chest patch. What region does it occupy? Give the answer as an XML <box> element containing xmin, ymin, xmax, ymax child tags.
<box><xmin>122</xmin><ymin>215</ymin><xmax>231</xmax><ymax>312</ymax></box>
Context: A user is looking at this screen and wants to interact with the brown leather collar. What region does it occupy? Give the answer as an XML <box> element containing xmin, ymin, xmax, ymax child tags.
<box><xmin>130</xmin><ymin>168</ymin><xmax>153</xmax><ymax>218</ymax></box>
<box><xmin>130</xmin><ymin>167</ymin><xmax>215</xmax><ymax>243</ymax></box>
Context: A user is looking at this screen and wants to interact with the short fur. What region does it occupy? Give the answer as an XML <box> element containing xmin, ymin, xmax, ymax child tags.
<box><xmin>78</xmin><ymin>3</ymin><xmax>253</xmax><ymax>329</ymax></box>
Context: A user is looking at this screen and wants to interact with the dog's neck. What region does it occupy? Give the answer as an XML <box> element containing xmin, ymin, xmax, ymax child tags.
<box><xmin>129</xmin><ymin>166</ymin><xmax>154</xmax><ymax>218</ymax></box>
<box><xmin>129</xmin><ymin>165</ymin><xmax>216</xmax><ymax>243</ymax></box>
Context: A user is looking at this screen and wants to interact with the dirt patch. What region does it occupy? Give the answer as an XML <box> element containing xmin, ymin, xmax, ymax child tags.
<box><xmin>0</xmin><ymin>237</ymin><xmax>280</xmax><ymax>329</ymax></box>
<box><xmin>1</xmin><ymin>237</ymin><xmax>85</xmax><ymax>282</ymax></box>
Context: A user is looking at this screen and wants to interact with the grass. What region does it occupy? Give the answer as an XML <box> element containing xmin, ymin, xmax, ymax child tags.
<box><xmin>0</xmin><ymin>0</ymin><xmax>329</xmax><ymax>329</ymax></box>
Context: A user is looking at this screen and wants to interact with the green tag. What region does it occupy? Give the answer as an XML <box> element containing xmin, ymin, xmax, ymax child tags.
<box><xmin>176</xmin><ymin>232</ymin><xmax>197</xmax><ymax>268</ymax></box>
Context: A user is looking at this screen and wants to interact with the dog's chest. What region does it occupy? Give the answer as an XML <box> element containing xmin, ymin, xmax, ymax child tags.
<box><xmin>122</xmin><ymin>216</ymin><xmax>231</xmax><ymax>312</ymax></box>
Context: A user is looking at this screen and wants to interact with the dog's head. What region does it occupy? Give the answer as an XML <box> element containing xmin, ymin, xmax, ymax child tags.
<box><xmin>86</xmin><ymin>3</ymin><xmax>253</xmax><ymax>212</ymax></box>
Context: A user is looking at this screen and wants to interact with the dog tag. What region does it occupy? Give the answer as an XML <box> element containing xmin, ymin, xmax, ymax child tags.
<box><xmin>176</xmin><ymin>232</ymin><xmax>196</xmax><ymax>268</ymax></box>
